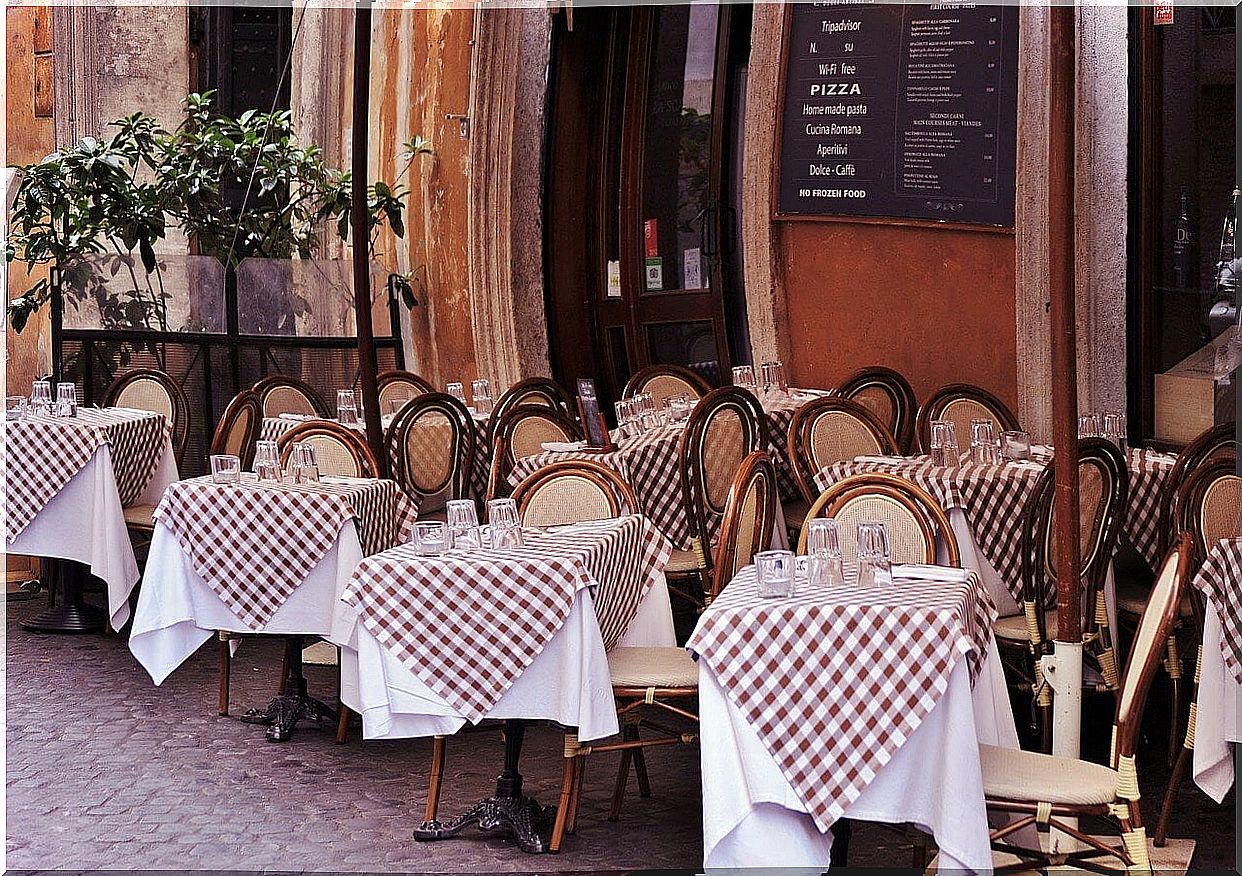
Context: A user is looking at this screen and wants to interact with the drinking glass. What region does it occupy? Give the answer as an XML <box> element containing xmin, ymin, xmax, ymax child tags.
<box><xmin>805</xmin><ymin>518</ymin><xmax>844</xmax><ymax>586</ymax></box>
<box><xmin>856</xmin><ymin>521</ymin><xmax>893</xmax><ymax>586</ymax></box>
<box><xmin>732</xmin><ymin>365</ymin><xmax>757</xmax><ymax>391</ymax></box>
<box><xmin>446</xmin><ymin>382</ymin><xmax>468</xmax><ymax>407</ymax></box>
<box><xmin>929</xmin><ymin>420</ymin><xmax>959</xmax><ymax>467</ymax></box>
<box><xmin>55</xmin><ymin>383</ymin><xmax>78</xmax><ymax>418</ymax></box>
<box><xmin>1102</xmin><ymin>412</ymin><xmax>1128</xmax><ymax>455</ymax></box>
<box><xmin>487</xmin><ymin>498</ymin><xmax>524</xmax><ymax>549</ymax></box>
<box><xmin>290</xmin><ymin>442</ymin><xmax>320</xmax><ymax>484</ymax></box>
<box><xmin>666</xmin><ymin>393</ymin><xmax>691</xmax><ymax>425</ymax></box>
<box><xmin>614</xmin><ymin>400</ymin><xmax>633</xmax><ymax>438</ymax></box>
<box><xmin>6</xmin><ymin>396</ymin><xmax>27</xmax><ymax>421</ymax></box>
<box><xmin>337</xmin><ymin>389</ymin><xmax>359</xmax><ymax>426</ymax></box>
<box><xmin>1078</xmin><ymin>412</ymin><xmax>1101</xmax><ymax>438</ymax></box>
<box><xmin>755</xmin><ymin>549</ymin><xmax>796</xmax><ymax>599</ymax></box>
<box><xmin>210</xmin><ymin>454</ymin><xmax>241</xmax><ymax>484</ymax></box>
<box><xmin>1000</xmin><ymin>430</ymin><xmax>1032</xmax><ymax>462</ymax></box>
<box><xmin>969</xmin><ymin>419</ymin><xmax>997</xmax><ymax>464</ymax></box>
<box><xmin>446</xmin><ymin>498</ymin><xmax>481</xmax><ymax>550</ymax></box>
<box><xmin>30</xmin><ymin>380</ymin><xmax>52</xmax><ymax>417</ymax></box>
<box><xmin>412</xmin><ymin>521</ymin><xmax>448</xmax><ymax>556</ymax></box>
<box><xmin>472</xmin><ymin>379</ymin><xmax>494</xmax><ymax>416</ymax></box>
<box><xmin>388</xmin><ymin>396</ymin><xmax>412</xmax><ymax>416</ymax></box>
<box><xmin>760</xmin><ymin>361</ymin><xmax>788</xmax><ymax>396</ymax></box>
<box><xmin>254</xmin><ymin>439</ymin><xmax>282</xmax><ymax>481</ymax></box>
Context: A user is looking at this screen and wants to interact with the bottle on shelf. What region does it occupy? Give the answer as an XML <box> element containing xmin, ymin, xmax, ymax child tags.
<box><xmin>1172</xmin><ymin>188</ymin><xmax>1196</xmax><ymax>288</ymax></box>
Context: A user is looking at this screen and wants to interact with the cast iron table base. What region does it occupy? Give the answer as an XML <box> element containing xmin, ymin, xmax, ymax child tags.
<box><xmin>20</xmin><ymin>559</ymin><xmax>106</xmax><ymax>633</ymax></box>
<box><xmin>414</xmin><ymin>720</ymin><xmax>556</xmax><ymax>854</ymax></box>
<box><xmin>239</xmin><ymin>635</ymin><xmax>338</xmax><ymax>742</ymax></box>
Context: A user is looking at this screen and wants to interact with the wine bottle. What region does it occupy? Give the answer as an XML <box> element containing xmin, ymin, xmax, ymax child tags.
<box><xmin>1172</xmin><ymin>188</ymin><xmax>1196</xmax><ymax>288</ymax></box>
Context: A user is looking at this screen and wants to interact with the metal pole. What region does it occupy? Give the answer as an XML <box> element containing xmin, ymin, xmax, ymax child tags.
<box><xmin>351</xmin><ymin>0</ymin><xmax>386</xmax><ymax>476</ymax></box>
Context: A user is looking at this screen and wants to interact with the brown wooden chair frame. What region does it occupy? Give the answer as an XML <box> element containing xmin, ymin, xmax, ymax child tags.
<box><xmin>622</xmin><ymin>364</ymin><xmax>712</xmax><ymax>404</ymax></box>
<box><xmin>209</xmin><ymin>390</ymin><xmax>263</xmax><ymax>472</ymax></box>
<box><xmin>914</xmin><ymin>382</ymin><xmax>1021</xmax><ymax>453</ymax></box>
<box><xmin>486</xmin><ymin>377</ymin><xmax>575</xmax><ymax>442</ymax></box>
<box><xmin>275</xmin><ymin>420</ymin><xmax>379</xmax><ymax>478</ymax></box>
<box><xmin>486</xmin><ymin>405</ymin><xmax>582</xmax><ymax>503</ymax></box>
<box><xmin>834</xmin><ymin>365</ymin><xmax>918</xmax><ymax>454</ymax></box>
<box><xmin>787</xmin><ymin>396</ymin><xmax>899</xmax><ymax>507</ymax></box>
<box><xmin>384</xmin><ymin>392</ymin><xmax>475</xmax><ymax>505</ymax></box>
<box><xmin>103</xmin><ymin>366</ymin><xmax>192</xmax><ymax>465</ymax></box>
<box><xmin>511</xmin><ymin>459</ymin><xmax>640</xmax><ymax>523</ymax></box>
<box><xmin>252</xmin><ymin>374</ymin><xmax>331</xmax><ymax>419</ymax></box>
<box><xmin>375</xmin><ymin>369</ymin><xmax>436</xmax><ymax>409</ymax></box>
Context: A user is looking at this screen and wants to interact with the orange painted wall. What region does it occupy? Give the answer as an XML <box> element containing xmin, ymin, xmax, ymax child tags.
<box><xmin>778</xmin><ymin>220</ymin><xmax>1018</xmax><ymax>411</ymax></box>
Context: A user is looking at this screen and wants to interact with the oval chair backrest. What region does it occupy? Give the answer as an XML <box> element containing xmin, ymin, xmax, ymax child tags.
<box><xmin>488</xmin><ymin>405</ymin><xmax>582</xmax><ymax>502</ymax></box>
<box><xmin>276</xmin><ymin>421</ymin><xmax>378</xmax><ymax>478</ymax></box>
<box><xmin>104</xmin><ymin>368</ymin><xmax>190</xmax><ymax>461</ymax></box>
<box><xmin>1039</xmin><ymin>439</ymin><xmax>1129</xmax><ymax>592</ymax></box>
<box><xmin>709</xmin><ymin>452</ymin><xmax>778</xmax><ymax>602</ymax></box>
<box><xmin>788</xmin><ymin>397</ymin><xmax>897</xmax><ymax>503</ymax></box>
<box><xmin>1160</xmin><ymin>424</ymin><xmax>1239</xmax><ymax>555</ymax></box>
<box><xmin>210</xmin><ymin>390</ymin><xmax>262</xmax><ymax>470</ymax></box>
<box><xmin>624</xmin><ymin>365</ymin><xmax>712</xmax><ymax>407</ymax></box>
<box><xmin>377</xmin><ymin>370</ymin><xmax>435</xmax><ymax>412</ymax></box>
<box><xmin>489</xmin><ymin>378</ymin><xmax>573</xmax><ymax>441</ymax></box>
<box><xmin>254</xmin><ymin>376</ymin><xmax>328</xmax><ymax>419</ymax></box>
<box><xmin>815</xmin><ymin>488</ymin><xmax>936</xmax><ymax>567</ymax></box>
<box><xmin>835</xmin><ymin>366</ymin><xmax>917</xmax><ymax>453</ymax></box>
<box><xmin>916</xmin><ymin>383</ymin><xmax>1021</xmax><ymax>453</ymax></box>
<box><xmin>1174</xmin><ymin>455</ymin><xmax>1241</xmax><ymax>561</ymax></box>
<box><xmin>513</xmin><ymin>461</ymin><xmax>638</xmax><ymax>529</ymax></box>
<box><xmin>681</xmin><ymin>387</ymin><xmax>768</xmax><ymax>541</ymax></box>
<box><xmin>386</xmin><ymin>393</ymin><xmax>473</xmax><ymax>501</ymax></box>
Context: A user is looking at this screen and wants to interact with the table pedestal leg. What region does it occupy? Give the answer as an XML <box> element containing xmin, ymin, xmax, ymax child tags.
<box><xmin>20</xmin><ymin>560</ymin><xmax>106</xmax><ymax>633</ymax></box>
<box><xmin>239</xmin><ymin>636</ymin><xmax>337</xmax><ymax>742</ymax></box>
<box><xmin>414</xmin><ymin>719</ymin><xmax>556</xmax><ymax>854</ymax></box>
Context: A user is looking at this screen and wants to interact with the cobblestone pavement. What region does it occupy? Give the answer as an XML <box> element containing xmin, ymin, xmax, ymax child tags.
<box><xmin>6</xmin><ymin>593</ymin><xmax>1235</xmax><ymax>872</ymax></box>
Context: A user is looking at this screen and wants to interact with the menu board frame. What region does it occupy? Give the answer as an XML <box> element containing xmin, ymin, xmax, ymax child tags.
<box><xmin>771</xmin><ymin>3</ymin><xmax>1019</xmax><ymax>232</ymax></box>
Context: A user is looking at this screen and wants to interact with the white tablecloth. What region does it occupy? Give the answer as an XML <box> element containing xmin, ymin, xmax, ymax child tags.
<box><xmin>336</xmin><ymin>575</ymin><xmax>676</xmax><ymax>743</ymax></box>
<box><xmin>9</xmin><ymin>439</ymin><xmax>178</xmax><ymax>631</ymax></box>
<box><xmin>701</xmin><ymin>639</ymin><xmax>1018</xmax><ymax>873</ymax></box>
<box><xmin>1194</xmin><ymin>605</ymin><xmax>1240</xmax><ymax>802</ymax></box>
<box><xmin>129</xmin><ymin>519</ymin><xmax>363</xmax><ymax>684</ymax></box>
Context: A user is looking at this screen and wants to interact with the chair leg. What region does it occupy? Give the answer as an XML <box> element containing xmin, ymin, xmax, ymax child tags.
<box><xmin>608</xmin><ymin>746</ymin><xmax>634</xmax><ymax>822</ymax></box>
<box><xmin>335</xmin><ymin>706</ymin><xmax>351</xmax><ymax>744</ymax></box>
<box><xmin>1155</xmin><ymin>742</ymin><xmax>1193</xmax><ymax>847</ymax></box>
<box><xmin>424</xmin><ymin>735</ymin><xmax>447</xmax><ymax>824</ymax></box>
<box><xmin>549</xmin><ymin>732</ymin><xmax>578</xmax><ymax>853</ymax></box>
<box><xmin>1117</xmin><ymin>804</ymin><xmax>1152</xmax><ymax>874</ymax></box>
<box><xmin>632</xmin><ymin>744</ymin><xmax>652</xmax><ymax>799</ymax></box>
<box><xmin>218</xmin><ymin>634</ymin><xmax>231</xmax><ymax>717</ymax></box>
<box><xmin>1167</xmin><ymin>673</ymin><xmax>1182</xmax><ymax>767</ymax></box>
<box><xmin>565</xmin><ymin>755</ymin><xmax>587</xmax><ymax>835</ymax></box>
<box><xmin>1038</xmin><ymin>702</ymin><xmax>1053</xmax><ymax>754</ymax></box>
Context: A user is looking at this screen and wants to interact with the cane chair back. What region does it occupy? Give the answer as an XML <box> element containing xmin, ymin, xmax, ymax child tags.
<box><xmin>1158</xmin><ymin>424</ymin><xmax>1239</xmax><ymax>555</ymax></box>
<box><xmin>915</xmin><ymin>383</ymin><xmax>1021</xmax><ymax>452</ymax></box>
<box><xmin>376</xmin><ymin>369</ymin><xmax>435</xmax><ymax>412</ymax></box>
<box><xmin>276</xmin><ymin>421</ymin><xmax>378</xmax><ymax>478</ymax></box>
<box><xmin>623</xmin><ymin>364</ymin><xmax>712</xmax><ymax>407</ymax></box>
<box><xmin>488</xmin><ymin>405</ymin><xmax>582</xmax><ymax>502</ymax></box>
<box><xmin>788</xmin><ymin>397</ymin><xmax>898</xmax><ymax>504</ymax></box>
<box><xmin>835</xmin><ymin>366</ymin><xmax>917</xmax><ymax>453</ymax></box>
<box><xmin>1174</xmin><ymin>454</ymin><xmax>1241</xmax><ymax>561</ymax></box>
<box><xmin>708</xmin><ymin>452</ymin><xmax>779</xmax><ymax>604</ymax></box>
<box><xmin>512</xmin><ymin>460</ymin><xmax>639</xmax><ymax>528</ymax></box>
<box><xmin>680</xmin><ymin>387</ymin><xmax>767</xmax><ymax>571</ymax></box>
<box><xmin>253</xmin><ymin>375</ymin><xmax>329</xmax><ymax>419</ymax></box>
<box><xmin>103</xmin><ymin>368</ymin><xmax>191</xmax><ymax>463</ymax></box>
<box><xmin>385</xmin><ymin>393</ymin><xmax>474</xmax><ymax>503</ymax></box>
<box><xmin>209</xmin><ymin>390</ymin><xmax>263</xmax><ymax>470</ymax></box>
<box><xmin>488</xmin><ymin>377</ymin><xmax>574</xmax><ymax>441</ymax></box>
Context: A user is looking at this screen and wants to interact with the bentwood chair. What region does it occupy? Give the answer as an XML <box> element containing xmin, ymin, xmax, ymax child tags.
<box><xmin>994</xmin><ymin>438</ymin><xmax>1129</xmax><ymax>751</ymax></box>
<box><xmin>375</xmin><ymin>369</ymin><xmax>435</xmax><ymax>412</ymax></box>
<box><xmin>796</xmin><ymin>470</ymin><xmax>959</xmax><ymax>566</ymax></box>
<box><xmin>1154</xmin><ymin>456</ymin><xmax>1241</xmax><ymax>845</ymax></box>
<box><xmin>833</xmin><ymin>366</ymin><xmax>918</xmax><ymax>454</ymax></box>
<box><xmin>253</xmin><ymin>374</ymin><xmax>330</xmax><ymax>419</ymax></box>
<box><xmin>670</xmin><ymin>386</ymin><xmax>767</xmax><ymax>609</ymax></box>
<box><xmin>981</xmin><ymin>534</ymin><xmax>1192</xmax><ymax>874</ymax></box>
<box><xmin>275</xmin><ymin>420</ymin><xmax>379</xmax><ymax>478</ymax></box>
<box><xmin>384</xmin><ymin>393</ymin><xmax>475</xmax><ymax>518</ymax></box>
<box><xmin>103</xmin><ymin>367</ymin><xmax>192</xmax><ymax>465</ymax></box>
<box><xmin>786</xmin><ymin>397</ymin><xmax>899</xmax><ymax>539</ymax></box>
<box><xmin>512</xmin><ymin>460</ymin><xmax>638</xmax><ymax>528</ymax></box>
<box><xmin>622</xmin><ymin>364</ymin><xmax>712</xmax><ymax>407</ymax></box>
<box><xmin>486</xmin><ymin>405</ymin><xmax>582</xmax><ymax>503</ymax></box>
<box><xmin>914</xmin><ymin>383</ymin><xmax>1021</xmax><ymax>453</ymax></box>
<box><xmin>210</xmin><ymin>390</ymin><xmax>264</xmax><ymax>471</ymax></box>
<box><xmin>555</xmin><ymin>452</ymin><xmax>778</xmax><ymax>848</ymax></box>
<box><xmin>487</xmin><ymin>377</ymin><xmax>575</xmax><ymax>442</ymax></box>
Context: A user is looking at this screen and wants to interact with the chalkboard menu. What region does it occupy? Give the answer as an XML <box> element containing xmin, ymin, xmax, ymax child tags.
<box><xmin>776</xmin><ymin>3</ymin><xmax>1019</xmax><ymax>227</ymax></box>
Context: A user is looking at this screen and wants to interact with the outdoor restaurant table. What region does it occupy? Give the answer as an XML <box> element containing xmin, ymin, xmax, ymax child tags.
<box><xmin>129</xmin><ymin>473</ymin><xmax>416</xmax><ymax>738</ymax></box>
<box><xmin>5</xmin><ymin>407</ymin><xmax>178</xmax><ymax>632</ymax></box>
<box><xmin>689</xmin><ymin>563</ymin><xmax>1018</xmax><ymax>872</ymax></box>
<box><xmin>1191</xmin><ymin>538</ymin><xmax>1242</xmax><ymax>802</ymax></box>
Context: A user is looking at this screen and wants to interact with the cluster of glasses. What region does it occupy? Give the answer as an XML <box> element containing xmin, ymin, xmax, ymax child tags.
<box><xmin>805</xmin><ymin>518</ymin><xmax>845</xmax><ymax>586</ymax></box>
<box><xmin>209</xmin><ymin>454</ymin><xmax>241</xmax><ymax>483</ymax></box>
<box><xmin>288</xmin><ymin>442</ymin><xmax>321</xmax><ymax>483</ymax></box>
<box><xmin>968</xmin><ymin>419</ymin><xmax>1001</xmax><ymax>465</ymax></box>
<box><xmin>9</xmin><ymin>380</ymin><xmax>79</xmax><ymax>421</ymax></box>
<box><xmin>337</xmin><ymin>389</ymin><xmax>359</xmax><ymax>426</ymax></box>
<box><xmin>928</xmin><ymin>421</ymin><xmax>961</xmax><ymax>467</ymax></box>
<box><xmin>410</xmin><ymin>497</ymin><xmax>524</xmax><ymax>556</ymax></box>
<box><xmin>856</xmin><ymin>521</ymin><xmax>893</xmax><ymax>587</ymax></box>
<box><xmin>446</xmin><ymin>379</ymin><xmax>494</xmax><ymax>416</ymax></box>
<box><xmin>1078</xmin><ymin>411</ymin><xmax>1128</xmax><ymax>454</ymax></box>
<box><xmin>615</xmin><ymin>392</ymin><xmax>673</xmax><ymax>438</ymax></box>
<box><xmin>755</xmin><ymin>519</ymin><xmax>893</xmax><ymax>599</ymax></box>
<box><xmin>730</xmin><ymin>362</ymin><xmax>789</xmax><ymax>397</ymax></box>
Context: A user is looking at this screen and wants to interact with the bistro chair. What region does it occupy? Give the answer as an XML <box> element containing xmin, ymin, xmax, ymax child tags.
<box><xmin>209</xmin><ymin>390</ymin><xmax>264</xmax><ymax>471</ymax></box>
<box><xmin>796</xmin><ymin>470</ymin><xmax>959</xmax><ymax>566</ymax></box>
<box><xmin>486</xmin><ymin>405</ymin><xmax>582</xmax><ymax>503</ymax></box>
<box><xmin>786</xmin><ymin>397</ymin><xmax>899</xmax><ymax>540</ymax></box>
<box><xmin>512</xmin><ymin>460</ymin><xmax>638</xmax><ymax>528</ymax></box>
<box><xmin>384</xmin><ymin>393</ymin><xmax>475</xmax><ymax>518</ymax></box>
<box><xmin>103</xmin><ymin>367</ymin><xmax>192</xmax><ymax>466</ymax></box>
<box><xmin>376</xmin><ymin>369</ymin><xmax>435</xmax><ymax>412</ymax></box>
<box><xmin>553</xmin><ymin>452</ymin><xmax>778</xmax><ymax>848</ymax></box>
<box><xmin>622</xmin><ymin>364</ymin><xmax>712</xmax><ymax>407</ymax></box>
<box><xmin>980</xmin><ymin>533</ymin><xmax>1192</xmax><ymax>874</ymax></box>
<box><xmin>833</xmin><ymin>365</ymin><xmax>918</xmax><ymax>454</ymax></box>
<box><xmin>253</xmin><ymin>374</ymin><xmax>330</xmax><ymax>419</ymax></box>
<box><xmin>994</xmin><ymin>438</ymin><xmax>1129</xmax><ymax>752</ymax></box>
<box><xmin>670</xmin><ymin>386</ymin><xmax>767</xmax><ymax>609</ymax></box>
<box><xmin>1153</xmin><ymin>455</ymin><xmax>1240</xmax><ymax>846</ymax></box>
<box><xmin>486</xmin><ymin>377</ymin><xmax>575</xmax><ymax>442</ymax></box>
<box><xmin>914</xmin><ymin>383</ymin><xmax>1021</xmax><ymax>453</ymax></box>
<box><xmin>275</xmin><ymin>420</ymin><xmax>379</xmax><ymax>478</ymax></box>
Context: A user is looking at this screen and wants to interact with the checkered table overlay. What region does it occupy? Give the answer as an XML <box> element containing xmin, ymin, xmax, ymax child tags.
<box><xmin>343</xmin><ymin>515</ymin><xmax>672</xmax><ymax>722</ymax></box>
<box><xmin>153</xmin><ymin>475</ymin><xmax>417</xmax><ymax>630</ymax></box>
<box><xmin>6</xmin><ymin>407</ymin><xmax>170</xmax><ymax>542</ymax></box>
<box><xmin>687</xmin><ymin>565</ymin><xmax>996</xmax><ymax>832</ymax></box>
<box><xmin>1194</xmin><ymin>539</ymin><xmax>1242</xmax><ymax>684</ymax></box>
<box><xmin>814</xmin><ymin>448</ymin><xmax>1178</xmax><ymax>602</ymax></box>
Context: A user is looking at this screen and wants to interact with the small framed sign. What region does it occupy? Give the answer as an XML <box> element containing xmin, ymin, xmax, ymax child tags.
<box><xmin>576</xmin><ymin>378</ymin><xmax>616</xmax><ymax>452</ymax></box>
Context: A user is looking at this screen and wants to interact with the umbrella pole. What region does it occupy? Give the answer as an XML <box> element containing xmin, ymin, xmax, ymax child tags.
<box><xmin>351</xmin><ymin>0</ymin><xmax>386</xmax><ymax>476</ymax></box>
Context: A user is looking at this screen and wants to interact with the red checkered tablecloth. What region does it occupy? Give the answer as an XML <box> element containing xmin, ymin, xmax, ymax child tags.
<box><xmin>153</xmin><ymin>475</ymin><xmax>417</xmax><ymax>630</ymax></box>
<box><xmin>343</xmin><ymin>515</ymin><xmax>672</xmax><ymax>722</ymax></box>
<box><xmin>687</xmin><ymin>564</ymin><xmax>996</xmax><ymax>831</ymax></box>
<box><xmin>1194</xmin><ymin>539</ymin><xmax>1242</xmax><ymax>684</ymax></box>
<box><xmin>5</xmin><ymin>407</ymin><xmax>170</xmax><ymax>542</ymax></box>
<box><xmin>1125</xmin><ymin>448</ymin><xmax>1178</xmax><ymax>569</ymax></box>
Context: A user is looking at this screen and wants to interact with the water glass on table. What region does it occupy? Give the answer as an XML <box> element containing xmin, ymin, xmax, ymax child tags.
<box><xmin>388</xmin><ymin>395</ymin><xmax>412</xmax><ymax>416</ymax></box>
<box><xmin>1102</xmin><ymin>411</ymin><xmax>1128</xmax><ymax>455</ymax></box>
<box><xmin>487</xmin><ymin>498</ymin><xmax>524</xmax><ymax>549</ymax></box>
<box><xmin>446</xmin><ymin>382</ymin><xmax>469</xmax><ymax>408</ymax></box>
<box><xmin>6</xmin><ymin>396</ymin><xmax>27</xmax><ymax>421</ymax></box>
<box><xmin>412</xmin><ymin>521</ymin><xmax>448</xmax><ymax>556</ymax></box>
<box><xmin>254</xmin><ymin>439</ymin><xmax>282</xmax><ymax>481</ymax></box>
<box><xmin>30</xmin><ymin>380</ymin><xmax>52</xmax><ymax>417</ymax></box>
<box><xmin>289</xmin><ymin>442</ymin><xmax>320</xmax><ymax>484</ymax></box>
<box><xmin>856</xmin><ymin>521</ymin><xmax>893</xmax><ymax>587</ymax></box>
<box><xmin>732</xmin><ymin>365</ymin><xmax>757</xmax><ymax>392</ymax></box>
<box><xmin>969</xmin><ymin>419</ymin><xmax>998</xmax><ymax>464</ymax></box>
<box><xmin>210</xmin><ymin>454</ymin><xmax>241</xmax><ymax>484</ymax></box>
<box><xmin>1078</xmin><ymin>412</ymin><xmax>1101</xmax><ymax>439</ymax></box>
<box><xmin>805</xmin><ymin>518</ymin><xmax>844</xmax><ymax>586</ymax></box>
<box><xmin>337</xmin><ymin>389</ymin><xmax>359</xmax><ymax>426</ymax></box>
<box><xmin>666</xmin><ymin>393</ymin><xmax>691</xmax><ymax>425</ymax></box>
<box><xmin>760</xmin><ymin>361</ymin><xmax>789</xmax><ymax>396</ymax></box>
<box><xmin>472</xmin><ymin>379</ymin><xmax>494</xmax><ymax>416</ymax></box>
<box><xmin>446</xmin><ymin>499</ymin><xmax>482</xmax><ymax>550</ymax></box>
<box><xmin>755</xmin><ymin>549</ymin><xmax>796</xmax><ymax>598</ymax></box>
<box><xmin>55</xmin><ymin>383</ymin><xmax>78</xmax><ymax>418</ymax></box>
<box><xmin>1000</xmin><ymin>430</ymin><xmax>1032</xmax><ymax>462</ymax></box>
<box><xmin>929</xmin><ymin>420</ymin><xmax>960</xmax><ymax>467</ymax></box>
<box><xmin>615</xmin><ymin>399</ymin><xmax>636</xmax><ymax>438</ymax></box>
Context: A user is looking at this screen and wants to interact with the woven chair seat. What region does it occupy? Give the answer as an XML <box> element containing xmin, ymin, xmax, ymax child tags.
<box><xmin>122</xmin><ymin>503</ymin><xmax>157</xmax><ymax>531</ymax></box>
<box><xmin>980</xmin><ymin>743</ymin><xmax>1117</xmax><ymax>806</ymax></box>
<box><xmin>993</xmin><ymin>610</ymin><xmax>1047</xmax><ymax>642</ymax></box>
<box><xmin>666</xmin><ymin>548</ymin><xmax>703</xmax><ymax>575</ymax></box>
<box><xmin>608</xmin><ymin>647</ymin><xmax>698</xmax><ymax>689</ymax></box>
<box><xmin>783</xmin><ymin>497</ymin><xmax>810</xmax><ymax>531</ymax></box>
